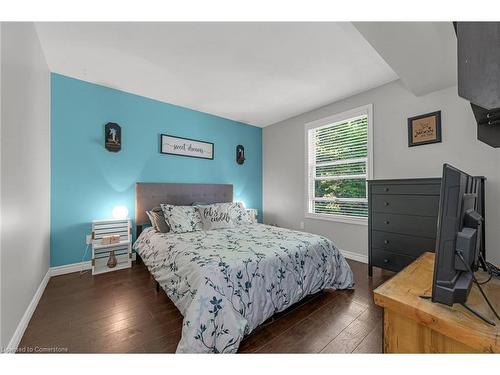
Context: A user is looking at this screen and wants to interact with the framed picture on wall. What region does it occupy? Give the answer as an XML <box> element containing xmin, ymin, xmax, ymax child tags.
<box><xmin>104</xmin><ymin>122</ymin><xmax>122</xmax><ymax>152</ymax></box>
<box><xmin>407</xmin><ymin>111</ymin><xmax>442</xmax><ymax>147</ymax></box>
<box><xmin>160</xmin><ymin>134</ymin><xmax>214</xmax><ymax>160</ymax></box>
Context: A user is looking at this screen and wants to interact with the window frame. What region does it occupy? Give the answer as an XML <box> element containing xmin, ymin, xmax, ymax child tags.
<box><xmin>304</xmin><ymin>104</ymin><xmax>373</xmax><ymax>226</ymax></box>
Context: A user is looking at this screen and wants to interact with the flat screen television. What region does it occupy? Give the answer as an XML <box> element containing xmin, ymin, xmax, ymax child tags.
<box><xmin>432</xmin><ymin>163</ymin><xmax>498</xmax><ymax>325</ymax></box>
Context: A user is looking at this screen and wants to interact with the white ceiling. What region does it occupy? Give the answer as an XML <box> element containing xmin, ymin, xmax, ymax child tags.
<box><xmin>35</xmin><ymin>22</ymin><xmax>398</xmax><ymax>126</ymax></box>
<box><xmin>353</xmin><ymin>22</ymin><xmax>457</xmax><ymax>96</ymax></box>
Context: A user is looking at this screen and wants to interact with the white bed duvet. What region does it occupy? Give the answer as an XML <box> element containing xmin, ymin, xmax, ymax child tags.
<box><xmin>133</xmin><ymin>224</ymin><xmax>354</xmax><ymax>353</ymax></box>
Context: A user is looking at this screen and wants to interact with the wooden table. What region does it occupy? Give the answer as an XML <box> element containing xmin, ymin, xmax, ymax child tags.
<box><xmin>374</xmin><ymin>252</ymin><xmax>499</xmax><ymax>353</ymax></box>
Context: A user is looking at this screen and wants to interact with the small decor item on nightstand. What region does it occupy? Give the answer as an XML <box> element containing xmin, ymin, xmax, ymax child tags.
<box><xmin>107</xmin><ymin>250</ymin><xmax>117</xmax><ymax>268</ymax></box>
<box><xmin>105</xmin><ymin>122</ymin><xmax>122</xmax><ymax>152</ymax></box>
<box><xmin>101</xmin><ymin>234</ymin><xmax>120</xmax><ymax>245</ymax></box>
<box><xmin>407</xmin><ymin>111</ymin><xmax>442</xmax><ymax>147</ymax></box>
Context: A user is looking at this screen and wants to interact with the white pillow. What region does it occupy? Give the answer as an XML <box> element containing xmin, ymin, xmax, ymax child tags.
<box><xmin>160</xmin><ymin>204</ymin><xmax>203</xmax><ymax>233</ymax></box>
<box><xmin>231</xmin><ymin>207</ymin><xmax>256</xmax><ymax>225</ymax></box>
<box><xmin>245</xmin><ymin>209</ymin><xmax>258</xmax><ymax>224</ymax></box>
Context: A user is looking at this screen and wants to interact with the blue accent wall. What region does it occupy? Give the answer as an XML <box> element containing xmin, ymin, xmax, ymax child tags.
<box><xmin>51</xmin><ymin>73</ymin><xmax>262</xmax><ymax>267</ymax></box>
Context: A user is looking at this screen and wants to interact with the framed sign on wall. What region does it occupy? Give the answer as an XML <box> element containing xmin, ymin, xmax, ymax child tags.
<box><xmin>407</xmin><ymin>111</ymin><xmax>442</xmax><ymax>147</ymax></box>
<box><xmin>160</xmin><ymin>134</ymin><xmax>214</xmax><ymax>160</ymax></box>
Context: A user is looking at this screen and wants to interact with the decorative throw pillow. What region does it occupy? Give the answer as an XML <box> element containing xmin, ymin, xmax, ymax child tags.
<box><xmin>161</xmin><ymin>204</ymin><xmax>203</xmax><ymax>233</ymax></box>
<box><xmin>196</xmin><ymin>202</ymin><xmax>237</xmax><ymax>231</ymax></box>
<box><xmin>150</xmin><ymin>207</ymin><xmax>170</xmax><ymax>233</ymax></box>
<box><xmin>146</xmin><ymin>208</ymin><xmax>170</xmax><ymax>233</ymax></box>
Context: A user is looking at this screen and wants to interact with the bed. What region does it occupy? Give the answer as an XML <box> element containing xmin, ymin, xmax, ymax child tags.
<box><xmin>133</xmin><ymin>183</ymin><xmax>354</xmax><ymax>353</ymax></box>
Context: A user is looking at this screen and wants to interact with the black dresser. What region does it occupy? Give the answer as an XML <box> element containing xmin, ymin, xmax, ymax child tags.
<box><xmin>368</xmin><ymin>178</ymin><xmax>441</xmax><ymax>276</ymax></box>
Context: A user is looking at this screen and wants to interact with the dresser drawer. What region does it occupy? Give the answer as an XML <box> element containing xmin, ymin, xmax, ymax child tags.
<box><xmin>371</xmin><ymin>213</ymin><xmax>437</xmax><ymax>238</ymax></box>
<box><xmin>371</xmin><ymin>183</ymin><xmax>440</xmax><ymax>196</ymax></box>
<box><xmin>371</xmin><ymin>249</ymin><xmax>416</xmax><ymax>272</ymax></box>
<box><xmin>371</xmin><ymin>194</ymin><xmax>439</xmax><ymax>217</ymax></box>
<box><xmin>371</xmin><ymin>230</ymin><xmax>435</xmax><ymax>258</ymax></box>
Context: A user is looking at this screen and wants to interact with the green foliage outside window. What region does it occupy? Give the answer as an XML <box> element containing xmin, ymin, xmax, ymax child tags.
<box><xmin>314</xmin><ymin>179</ymin><xmax>366</xmax><ymax>199</ymax></box>
<box><xmin>311</xmin><ymin>116</ymin><xmax>368</xmax><ymax>217</ymax></box>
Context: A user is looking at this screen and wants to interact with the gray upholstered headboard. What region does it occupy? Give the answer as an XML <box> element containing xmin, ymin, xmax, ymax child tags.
<box><xmin>135</xmin><ymin>182</ymin><xmax>233</xmax><ymax>230</ymax></box>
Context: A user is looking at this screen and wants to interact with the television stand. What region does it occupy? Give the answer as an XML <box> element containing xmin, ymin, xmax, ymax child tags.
<box><xmin>374</xmin><ymin>252</ymin><xmax>499</xmax><ymax>353</ymax></box>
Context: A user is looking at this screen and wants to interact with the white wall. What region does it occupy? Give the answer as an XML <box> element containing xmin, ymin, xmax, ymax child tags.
<box><xmin>0</xmin><ymin>22</ymin><xmax>50</xmax><ymax>350</ymax></box>
<box><xmin>263</xmin><ymin>80</ymin><xmax>500</xmax><ymax>265</ymax></box>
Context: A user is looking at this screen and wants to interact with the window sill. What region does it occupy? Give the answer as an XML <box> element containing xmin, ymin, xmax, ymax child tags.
<box><xmin>304</xmin><ymin>212</ymin><xmax>368</xmax><ymax>226</ymax></box>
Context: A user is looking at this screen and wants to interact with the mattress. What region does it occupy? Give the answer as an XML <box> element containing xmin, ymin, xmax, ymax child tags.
<box><xmin>133</xmin><ymin>223</ymin><xmax>354</xmax><ymax>353</ymax></box>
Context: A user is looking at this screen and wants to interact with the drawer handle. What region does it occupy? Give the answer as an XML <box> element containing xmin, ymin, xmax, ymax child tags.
<box><xmin>384</xmin><ymin>220</ymin><xmax>390</xmax><ymax>225</ymax></box>
<box><xmin>384</xmin><ymin>239</ymin><xmax>390</xmax><ymax>244</ymax></box>
<box><xmin>384</xmin><ymin>187</ymin><xmax>389</xmax><ymax>192</ymax></box>
<box><xmin>383</xmin><ymin>258</ymin><xmax>390</xmax><ymax>263</ymax></box>
<box><xmin>384</xmin><ymin>202</ymin><xmax>389</xmax><ymax>206</ymax></box>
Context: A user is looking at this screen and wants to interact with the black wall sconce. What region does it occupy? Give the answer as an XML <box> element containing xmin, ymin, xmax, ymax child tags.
<box><xmin>105</xmin><ymin>122</ymin><xmax>121</xmax><ymax>152</ymax></box>
<box><xmin>236</xmin><ymin>145</ymin><xmax>245</xmax><ymax>165</ymax></box>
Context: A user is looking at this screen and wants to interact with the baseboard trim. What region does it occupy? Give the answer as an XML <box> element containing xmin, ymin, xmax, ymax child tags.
<box><xmin>340</xmin><ymin>249</ymin><xmax>368</xmax><ymax>264</ymax></box>
<box><xmin>50</xmin><ymin>260</ymin><xmax>92</xmax><ymax>276</ymax></box>
<box><xmin>5</xmin><ymin>268</ymin><xmax>51</xmax><ymax>353</ymax></box>
<box><xmin>50</xmin><ymin>253</ymin><xmax>137</xmax><ymax>277</ymax></box>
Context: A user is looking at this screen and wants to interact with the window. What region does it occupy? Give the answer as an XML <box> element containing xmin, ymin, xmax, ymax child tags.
<box><xmin>305</xmin><ymin>104</ymin><xmax>372</xmax><ymax>224</ymax></box>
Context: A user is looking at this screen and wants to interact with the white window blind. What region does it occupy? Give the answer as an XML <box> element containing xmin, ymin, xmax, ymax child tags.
<box><xmin>306</xmin><ymin>108</ymin><xmax>371</xmax><ymax>221</ymax></box>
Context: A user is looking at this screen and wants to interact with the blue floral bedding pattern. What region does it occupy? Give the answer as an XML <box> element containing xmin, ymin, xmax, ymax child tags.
<box><xmin>133</xmin><ymin>224</ymin><xmax>354</xmax><ymax>353</ymax></box>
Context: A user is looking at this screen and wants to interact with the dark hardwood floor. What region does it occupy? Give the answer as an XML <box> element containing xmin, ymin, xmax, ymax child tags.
<box><xmin>18</xmin><ymin>259</ymin><xmax>393</xmax><ymax>353</ymax></box>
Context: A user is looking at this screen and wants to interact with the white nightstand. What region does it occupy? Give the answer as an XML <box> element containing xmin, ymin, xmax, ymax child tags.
<box><xmin>91</xmin><ymin>218</ymin><xmax>132</xmax><ymax>275</ymax></box>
